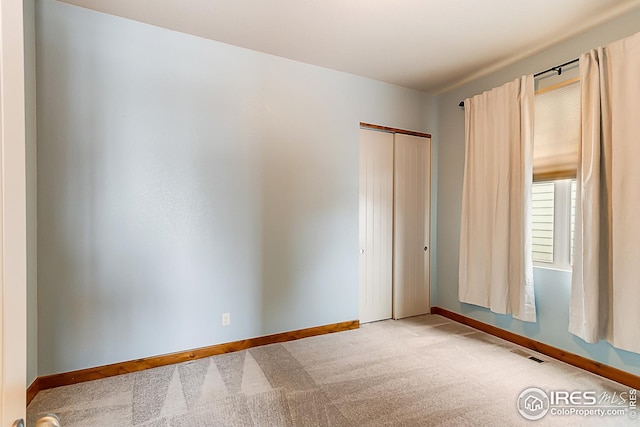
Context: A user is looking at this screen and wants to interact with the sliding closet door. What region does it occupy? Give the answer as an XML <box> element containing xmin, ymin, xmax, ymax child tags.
<box><xmin>359</xmin><ymin>129</ymin><xmax>394</xmax><ymax>323</ymax></box>
<box><xmin>393</xmin><ymin>134</ymin><xmax>431</xmax><ymax>319</ymax></box>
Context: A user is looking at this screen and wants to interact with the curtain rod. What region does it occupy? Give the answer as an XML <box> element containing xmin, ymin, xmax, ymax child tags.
<box><xmin>458</xmin><ymin>57</ymin><xmax>579</xmax><ymax>108</ymax></box>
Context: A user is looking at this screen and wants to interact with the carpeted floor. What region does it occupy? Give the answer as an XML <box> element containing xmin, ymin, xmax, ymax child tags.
<box><xmin>27</xmin><ymin>315</ymin><xmax>637</xmax><ymax>426</ymax></box>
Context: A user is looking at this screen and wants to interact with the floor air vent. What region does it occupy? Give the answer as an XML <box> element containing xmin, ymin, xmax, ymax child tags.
<box><xmin>528</xmin><ymin>356</ymin><xmax>545</xmax><ymax>364</ymax></box>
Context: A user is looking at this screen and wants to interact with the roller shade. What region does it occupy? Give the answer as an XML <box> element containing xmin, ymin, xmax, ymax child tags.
<box><xmin>533</xmin><ymin>80</ymin><xmax>580</xmax><ymax>181</ymax></box>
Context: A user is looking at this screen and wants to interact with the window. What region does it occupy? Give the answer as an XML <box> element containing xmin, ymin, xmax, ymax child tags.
<box><xmin>532</xmin><ymin>182</ymin><xmax>554</xmax><ymax>263</ymax></box>
<box><xmin>531</xmin><ymin>78</ymin><xmax>579</xmax><ymax>270</ymax></box>
<box><xmin>531</xmin><ymin>180</ymin><xmax>576</xmax><ymax>270</ymax></box>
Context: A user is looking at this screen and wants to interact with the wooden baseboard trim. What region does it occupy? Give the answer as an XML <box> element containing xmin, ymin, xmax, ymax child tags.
<box><xmin>27</xmin><ymin>378</ymin><xmax>41</xmax><ymax>406</ymax></box>
<box><xmin>29</xmin><ymin>320</ymin><xmax>359</xmax><ymax>403</ymax></box>
<box><xmin>431</xmin><ymin>306</ymin><xmax>640</xmax><ymax>390</ymax></box>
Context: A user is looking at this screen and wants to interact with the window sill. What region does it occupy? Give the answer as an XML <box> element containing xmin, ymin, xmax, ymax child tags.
<box><xmin>533</xmin><ymin>263</ymin><xmax>572</xmax><ymax>273</ymax></box>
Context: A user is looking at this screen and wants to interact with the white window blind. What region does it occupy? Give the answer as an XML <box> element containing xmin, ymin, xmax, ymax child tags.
<box><xmin>533</xmin><ymin>80</ymin><xmax>580</xmax><ymax>181</ymax></box>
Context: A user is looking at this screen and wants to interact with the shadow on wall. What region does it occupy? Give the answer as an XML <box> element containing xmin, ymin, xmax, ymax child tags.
<box><xmin>459</xmin><ymin>304</ymin><xmax>542</xmax><ymax>336</ymax></box>
<box><xmin>258</xmin><ymin>81</ymin><xmax>352</xmax><ymax>335</ymax></box>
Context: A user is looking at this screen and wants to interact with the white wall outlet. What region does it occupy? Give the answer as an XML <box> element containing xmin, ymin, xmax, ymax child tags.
<box><xmin>222</xmin><ymin>312</ymin><xmax>231</xmax><ymax>326</ymax></box>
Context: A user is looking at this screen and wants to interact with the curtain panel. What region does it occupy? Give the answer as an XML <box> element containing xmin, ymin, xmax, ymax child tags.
<box><xmin>459</xmin><ymin>75</ymin><xmax>536</xmax><ymax>322</ymax></box>
<box><xmin>570</xmin><ymin>31</ymin><xmax>640</xmax><ymax>354</ymax></box>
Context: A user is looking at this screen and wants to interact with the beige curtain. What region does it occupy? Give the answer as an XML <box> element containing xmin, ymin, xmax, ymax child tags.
<box><xmin>570</xmin><ymin>32</ymin><xmax>640</xmax><ymax>353</ymax></box>
<box><xmin>459</xmin><ymin>75</ymin><xmax>536</xmax><ymax>322</ymax></box>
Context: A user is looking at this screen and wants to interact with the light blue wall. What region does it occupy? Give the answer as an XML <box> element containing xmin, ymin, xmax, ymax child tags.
<box><xmin>37</xmin><ymin>0</ymin><xmax>638</xmax><ymax>380</ymax></box>
<box><xmin>36</xmin><ymin>0</ymin><xmax>437</xmax><ymax>375</ymax></box>
<box><xmin>435</xmin><ymin>9</ymin><xmax>640</xmax><ymax>375</ymax></box>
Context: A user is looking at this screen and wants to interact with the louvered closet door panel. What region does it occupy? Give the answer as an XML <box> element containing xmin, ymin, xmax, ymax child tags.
<box><xmin>393</xmin><ymin>134</ymin><xmax>431</xmax><ymax>319</ymax></box>
<box><xmin>359</xmin><ymin>129</ymin><xmax>394</xmax><ymax>323</ymax></box>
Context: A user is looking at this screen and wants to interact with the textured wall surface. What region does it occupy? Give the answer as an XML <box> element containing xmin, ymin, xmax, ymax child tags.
<box><xmin>36</xmin><ymin>0</ymin><xmax>437</xmax><ymax>375</ymax></box>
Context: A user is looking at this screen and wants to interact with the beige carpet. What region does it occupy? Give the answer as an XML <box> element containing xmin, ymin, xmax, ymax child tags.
<box><xmin>27</xmin><ymin>315</ymin><xmax>636</xmax><ymax>426</ymax></box>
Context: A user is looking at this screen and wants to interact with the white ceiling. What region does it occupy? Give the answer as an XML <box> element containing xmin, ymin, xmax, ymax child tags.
<box><xmin>59</xmin><ymin>0</ymin><xmax>640</xmax><ymax>93</ymax></box>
